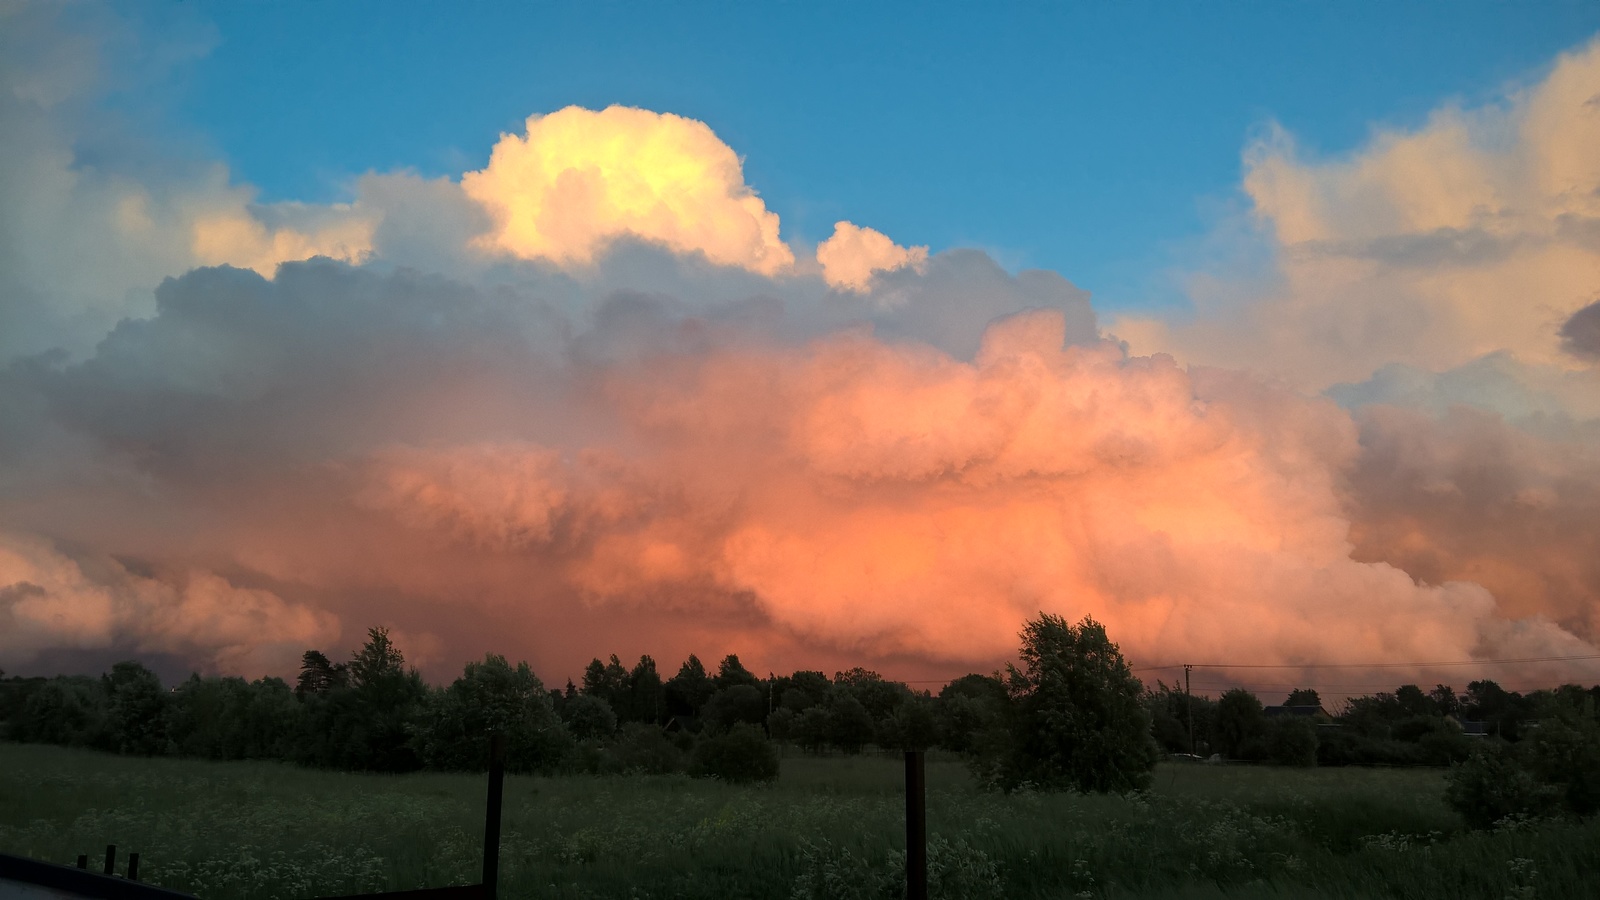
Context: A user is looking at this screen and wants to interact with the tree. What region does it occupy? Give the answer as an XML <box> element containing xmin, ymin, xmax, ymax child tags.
<box><xmin>309</xmin><ymin>627</ymin><xmax>427</xmax><ymax>772</ymax></box>
<box><xmin>103</xmin><ymin>661</ymin><xmax>169</xmax><ymax>755</ymax></box>
<box><xmin>823</xmin><ymin>694</ymin><xmax>875</xmax><ymax>754</ymax></box>
<box><xmin>560</xmin><ymin>692</ymin><xmax>617</xmax><ymax>740</ymax></box>
<box><xmin>997</xmin><ymin>614</ymin><xmax>1157</xmax><ymax>793</ymax></box>
<box><xmin>627</xmin><ymin>655</ymin><xmax>665</xmax><ymax>725</ymax></box>
<box><xmin>832</xmin><ymin>668</ymin><xmax>910</xmax><ymax>720</ymax></box>
<box><xmin>414</xmin><ymin>654</ymin><xmax>567</xmax><ymax>773</ymax></box>
<box><xmin>295</xmin><ymin>650</ymin><xmax>348</xmax><ymax>698</ymax></box>
<box><xmin>691</xmin><ymin>723</ymin><xmax>778</xmax><ymax>783</ymax></box>
<box><xmin>701</xmin><ymin>684</ymin><xmax>766</xmax><ymax>732</ymax></box>
<box><xmin>1265</xmin><ymin>717</ymin><xmax>1318</xmax><ymax>767</ymax></box>
<box><xmin>1285</xmin><ymin>688</ymin><xmax>1321</xmax><ymax>708</ymax></box>
<box><xmin>1215</xmin><ymin>688</ymin><xmax>1265</xmax><ymax>759</ymax></box>
<box><xmin>877</xmin><ymin>695</ymin><xmax>939</xmax><ymax>751</ymax></box>
<box><xmin>714</xmin><ymin>654</ymin><xmax>759</xmax><ymax>690</ymax></box>
<box><xmin>664</xmin><ymin>655</ymin><xmax>716</xmax><ymax>718</ymax></box>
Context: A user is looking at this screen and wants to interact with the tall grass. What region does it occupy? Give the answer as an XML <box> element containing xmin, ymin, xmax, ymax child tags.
<box><xmin>1</xmin><ymin>743</ymin><xmax>1594</xmax><ymax>899</ymax></box>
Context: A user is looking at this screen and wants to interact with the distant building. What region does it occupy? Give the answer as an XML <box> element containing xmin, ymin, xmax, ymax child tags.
<box><xmin>1263</xmin><ymin>704</ymin><xmax>1332</xmax><ymax>721</ymax></box>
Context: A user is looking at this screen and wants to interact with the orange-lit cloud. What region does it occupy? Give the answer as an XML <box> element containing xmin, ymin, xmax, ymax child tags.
<box><xmin>461</xmin><ymin>105</ymin><xmax>794</xmax><ymax>275</ymax></box>
<box><xmin>0</xmin><ymin>531</ymin><xmax>339</xmax><ymax>676</ymax></box>
<box><xmin>816</xmin><ymin>221</ymin><xmax>929</xmax><ymax>291</ymax></box>
<box><xmin>351</xmin><ymin>307</ymin><xmax>1590</xmax><ymax>674</ymax></box>
<box><xmin>3</xmin><ymin>7</ymin><xmax>1597</xmax><ymax>689</ymax></box>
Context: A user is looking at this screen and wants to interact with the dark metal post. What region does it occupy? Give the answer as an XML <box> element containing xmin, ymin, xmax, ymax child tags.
<box><xmin>102</xmin><ymin>845</ymin><xmax>116</xmax><ymax>877</ymax></box>
<box><xmin>904</xmin><ymin>750</ymin><xmax>927</xmax><ymax>900</ymax></box>
<box><xmin>127</xmin><ymin>852</ymin><xmax>140</xmax><ymax>882</ymax></box>
<box><xmin>75</xmin><ymin>855</ymin><xmax>87</xmax><ymax>870</ymax></box>
<box><xmin>482</xmin><ymin>733</ymin><xmax>506</xmax><ymax>900</ymax></box>
<box><xmin>1184</xmin><ymin>664</ymin><xmax>1195</xmax><ymax>755</ymax></box>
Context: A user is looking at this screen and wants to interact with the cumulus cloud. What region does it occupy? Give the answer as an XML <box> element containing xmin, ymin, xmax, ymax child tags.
<box><xmin>0</xmin><ymin>531</ymin><xmax>339</xmax><ymax>675</ymax></box>
<box><xmin>1344</xmin><ymin>404</ymin><xmax>1600</xmax><ymax>643</ymax></box>
<box><xmin>1114</xmin><ymin>36</ymin><xmax>1600</xmax><ymax>391</ymax></box>
<box><xmin>461</xmin><ymin>105</ymin><xmax>794</xmax><ymax>276</ymax></box>
<box><xmin>1561</xmin><ymin>299</ymin><xmax>1600</xmax><ymax>359</ymax></box>
<box><xmin>3</xmin><ymin>5</ymin><xmax>1597</xmax><ymax>686</ymax></box>
<box><xmin>0</xmin><ymin>4</ymin><xmax>374</xmax><ymax>362</ymax></box>
<box><xmin>816</xmin><ymin>220</ymin><xmax>929</xmax><ymax>291</ymax></box>
<box><xmin>3</xmin><ymin>260</ymin><xmax>1591</xmax><ymax>682</ymax></box>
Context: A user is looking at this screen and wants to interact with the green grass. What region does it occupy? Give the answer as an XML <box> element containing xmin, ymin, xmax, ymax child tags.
<box><xmin>1</xmin><ymin>743</ymin><xmax>1595</xmax><ymax>899</ymax></box>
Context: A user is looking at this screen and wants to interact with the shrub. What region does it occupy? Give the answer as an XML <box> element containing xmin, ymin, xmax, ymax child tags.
<box><xmin>1445</xmin><ymin>742</ymin><xmax>1560</xmax><ymax>829</ymax></box>
<box><xmin>690</xmin><ymin>722</ymin><xmax>778</xmax><ymax>783</ymax></box>
<box><xmin>613</xmin><ymin>722</ymin><xmax>688</xmax><ymax>775</ymax></box>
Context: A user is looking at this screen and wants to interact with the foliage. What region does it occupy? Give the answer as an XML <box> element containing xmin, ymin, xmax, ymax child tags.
<box><xmin>1444</xmin><ymin>742</ymin><xmax>1560</xmax><ymax>829</ymax></box>
<box><xmin>701</xmin><ymin>684</ymin><xmax>767</xmax><ymax>733</ymax></box>
<box><xmin>1215</xmin><ymin>688</ymin><xmax>1265</xmax><ymax>759</ymax></box>
<box><xmin>1265</xmin><ymin>717</ymin><xmax>1319</xmax><ymax>767</ymax></box>
<box><xmin>413</xmin><ymin>654</ymin><xmax>567</xmax><ymax>773</ymax></box>
<box><xmin>559</xmin><ymin>692</ymin><xmax>617</xmax><ymax>740</ymax></box>
<box><xmin>103</xmin><ymin>661</ymin><xmax>169</xmax><ymax>756</ymax></box>
<box><xmin>997</xmin><ymin>614</ymin><xmax>1157</xmax><ymax>793</ymax></box>
<box><xmin>690</xmin><ymin>722</ymin><xmax>778</xmax><ymax>783</ymax></box>
<box><xmin>9</xmin><ymin>744</ymin><xmax>1600</xmax><ymax>900</ymax></box>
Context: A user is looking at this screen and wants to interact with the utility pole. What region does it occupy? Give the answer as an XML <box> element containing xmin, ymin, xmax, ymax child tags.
<box><xmin>1184</xmin><ymin>664</ymin><xmax>1195</xmax><ymax>756</ymax></box>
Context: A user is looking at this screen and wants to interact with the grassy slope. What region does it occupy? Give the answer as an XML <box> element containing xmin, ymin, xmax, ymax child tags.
<box><xmin>1</xmin><ymin>743</ymin><xmax>1594</xmax><ymax>899</ymax></box>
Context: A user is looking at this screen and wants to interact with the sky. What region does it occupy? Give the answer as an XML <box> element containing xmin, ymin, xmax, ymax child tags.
<box><xmin>2</xmin><ymin>0</ymin><xmax>1599</xmax><ymax>697</ymax></box>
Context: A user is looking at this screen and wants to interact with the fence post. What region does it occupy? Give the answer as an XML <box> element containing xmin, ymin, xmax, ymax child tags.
<box><xmin>904</xmin><ymin>750</ymin><xmax>927</xmax><ymax>900</ymax></box>
<box><xmin>102</xmin><ymin>845</ymin><xmax>116</xmax><ymax>877</ymax></box>
<box><xmin>483</xmin><ymin>733</ymin><xmax>506</xmax><ymax>900</ymax></box>
<box><xmin>127</xmin><ymin>852</ymin><xmax>140</xmax><ymax>882</ymax></box>
<box><xmin>75</xmin><ymin>855</ymin><xmax>87</xmax><ymax>870</ymax></box>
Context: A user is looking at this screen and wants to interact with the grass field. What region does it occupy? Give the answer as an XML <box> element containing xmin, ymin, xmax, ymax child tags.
<box><xmin>1</xmin><ymin>742</ymin><xmax>1595</xmax><ymax>900</ymax></box>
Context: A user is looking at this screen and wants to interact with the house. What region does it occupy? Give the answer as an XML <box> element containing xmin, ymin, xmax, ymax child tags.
<box><xmin>1263</xmin><ymin>704</ymin><xmax>1332</xmax><ymax>722</ymax></box>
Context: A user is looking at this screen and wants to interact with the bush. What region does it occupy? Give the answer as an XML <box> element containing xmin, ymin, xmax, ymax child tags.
<box><xmin>613</xmin><ymin>722</ymin><xmax>688</xmax><ymax>774</ymax></box>
<box><xmin>1444</xmin><ymin>742</ymin><xmax>1560</xmax><ymax>829</ymax></box>
<box><xmin>690</xmin><ymin>723</ymin><xmax>778</xmax><ymax>783</ymax></box>
<box><xmin>1520</xmin><ymin>714</ymin><xmax>1600</xmax><ymax>816</ymax></box>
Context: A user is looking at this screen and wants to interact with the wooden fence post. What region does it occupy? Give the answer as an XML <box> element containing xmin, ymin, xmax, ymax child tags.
<box><xmin>482</xmin><ymin>734</ymin><xmax>506</xmax><ymax>900</ymax></box>
<box><xmin>127</xmin><ymin>852</ymin><xmax>141</xmax><ymax>882</ymax></box>
<box><xmin>904</xmin><ymin>750</ymin><xmax>927</xmax><ymax>900</ymax></box>
<box><xmin>103</xmin><ymin>845</ymin><xmax>116</xmax><ymax>877</ymax></box>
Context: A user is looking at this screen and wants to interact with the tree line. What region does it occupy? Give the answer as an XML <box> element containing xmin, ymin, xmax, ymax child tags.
<box><xmin>1</xmin><ymin>616</ymin><xmax>1596</xmax><ymax>821</ymax></box>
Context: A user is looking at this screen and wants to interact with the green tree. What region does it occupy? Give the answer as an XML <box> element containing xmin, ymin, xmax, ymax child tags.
<box><xmin>664</xmin><ymin>654</ymin><xmax>716</xmax><ymax>718</ymax></box>
<box><xmin>691</xmin><ymin>722</ymin><xmax>778</xmax><ymax>783</ymax></box>
<box><xmin>1215</xmin><ymin>688</ymin><xmax>1265</xmax><ymax>758</ymax></box>
<box><xmin>998</xmin><ymin>614</ymin><xmax>1157</xmax><ymax>793</ymax></box>
<box><xmin>701</xmin><ymin>684</ymin><xmax>766</xmax><ymax>732</ymax></box>
<box><xmin>414</xmin><ymin>654</ymin><xmax>567</xmax><ymax>773</ymax></box>
<box><xmin>103</xmin><ymin>661</ymin><xmax>169</xmax><ymax>755</ymax></box>
<box><xmin>1265</xmin><ymin>717</ymin><xmax>1318</xmax><ymax>767</ymax></box>
<box><xmin>312</xmin><ymin>626</ymin><xmax>427</xmax><ymax>771</ymax></box>
<box><xmin>627</xmin><ymin>655</ymin><xmax>665</xmax><ymax>724</ymax></box>
<box><xmin>714</xmin><ymin>654</ymin><xmax>759</xmax><ymax>690</ymax></box>
<box><xmin>1285</xmin><ymin>688</ymin><xmax>1321</xmax><ymax>708</ymax></box>
<box><xmin>560</xmin><ymin>692</ymin><xmax>617</xmax><ymax>740</ymax></box>
<box><xmin>295</xmin><ymin>650</ymin><xmax>347</xmax><ymax>698</ymax></box>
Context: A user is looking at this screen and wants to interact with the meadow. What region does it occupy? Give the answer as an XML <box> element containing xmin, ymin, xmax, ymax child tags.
<box><xmin>1</xmin><ymin>742</ymin><xmax>1595</xmax><ymax>900</ymax></box>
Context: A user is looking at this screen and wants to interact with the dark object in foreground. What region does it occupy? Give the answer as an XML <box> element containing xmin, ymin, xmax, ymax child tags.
<box><xmin>0</xmin><ymin>851</ymin><xmax>194</xmax><ymax>899</ymax></box>
<box><xmin>905</xmin><ymin>749</ymin><xmax>927</xmax><ymax>900</ymax></box>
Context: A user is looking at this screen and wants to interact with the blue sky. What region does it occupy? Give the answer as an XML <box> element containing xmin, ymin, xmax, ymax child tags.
<box><xmin>151</xmin><ymin>1</ymin><xmax>1600</xmax><ymax>312</ymax></box>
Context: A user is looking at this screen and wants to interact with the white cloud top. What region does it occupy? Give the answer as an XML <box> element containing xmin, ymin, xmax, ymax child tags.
<box><xmin>462</xmin><ymin>105</ymin><xmax>795</xmax><ymax>275</ymax></box>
